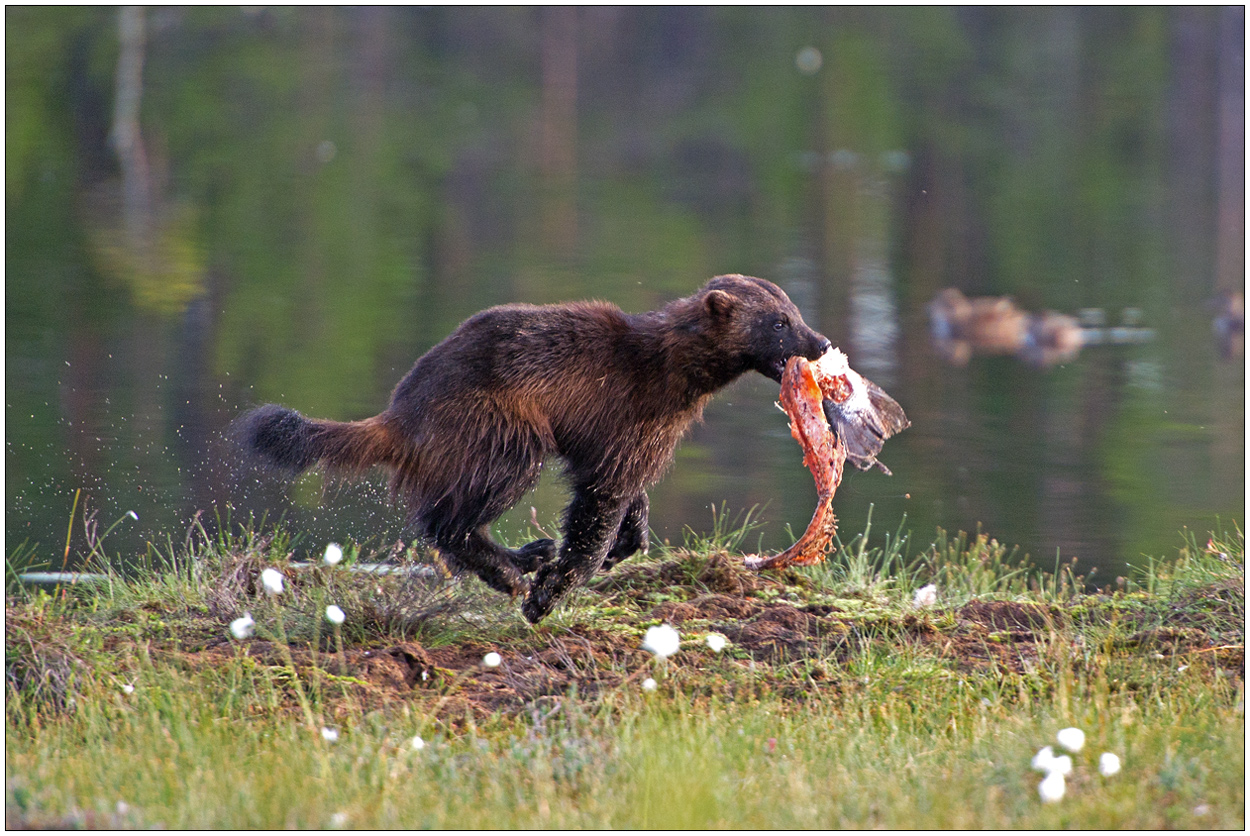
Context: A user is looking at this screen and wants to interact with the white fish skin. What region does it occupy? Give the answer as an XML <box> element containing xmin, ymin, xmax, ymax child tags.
<box><xmin>815</xmin><ymin>349</ymin><xmax>910</xmax><ymax>474</ymax></box>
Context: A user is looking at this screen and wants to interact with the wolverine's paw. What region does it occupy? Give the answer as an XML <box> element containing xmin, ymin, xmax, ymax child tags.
<box><xmin>521</xmin><ymin>592</ymin><xmax>551</xmax><ymax>624</ymax></box>
<box><xmin>521</xmin><ymin>569</ymin><xmax>559</xmax><ymax>624</ymax></box>
<box><xmin>511</xmin><ymin>538</ymin><xmax>557</xmax><ymax>574</ymax></box>
<box><xmin>476</xmin><ymin>563</ymin><xmax>530</xmax><ymax>599</ymax></box>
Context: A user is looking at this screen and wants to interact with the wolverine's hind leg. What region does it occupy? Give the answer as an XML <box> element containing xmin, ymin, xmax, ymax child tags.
<box><xmin>411</xmin><ymin>414</ymin><xmax>551</xmax><ymax>595</ymax></box>
<box><xmin>601</xmin><ymin>492</ymin><xmax>648</xmax><ymax>571</ymax></box>
<box><xmin>511</xmin><ymin>538</ymin><xmax>557</xmax><ymax>573</ymax></box>
<box><xmin>429</xmin><ymin>526</ymin><xmax>533</xmax><ymax>597</ymax></box>
<box><xmin>426</xmin><ymin>487</ymin><xmax>555</xmax><ymax>584</ymax></box>
<box><xmin>417</xmin><ymin>476</ymin><xmax>546</xmax><ymax>597</ymax></box>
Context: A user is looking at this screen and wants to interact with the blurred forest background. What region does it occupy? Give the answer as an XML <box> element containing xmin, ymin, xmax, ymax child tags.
<box><xmin>6</xmin><ymin>7</ymin><xmax>1244</xmax><ymax>579</ymax></box>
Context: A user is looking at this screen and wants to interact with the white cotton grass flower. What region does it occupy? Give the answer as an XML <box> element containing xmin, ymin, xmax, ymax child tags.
<box><xmin>411</xmin><ymin>735</ymin><xmax>426</xmax><ymax>751</ymax></box>
<box><xmin>329</xmin><ymin>811</ymin><xmax>348</xmax><ymax>829</ymax></box>
<box><xmin>1098</xmin><ymin>752</ymin><xmax>1122</xmax><ymax>777</ymax></box>
<box><xmin>642</xmin><ymin>677</ymin><xmax>657</xmax><ymax>692</ymax></box>
<box><xmin>642</xmin><ymin>624</ymin><xmax>681</xmax><ymax>659</ymax></box>
<box><xmin>1056</xmin><ymin>727</ymin><xmax>1085</xmax><ymax>752</ymax></box>
<box><xmin>1030</xmin><ymin>746</ymin><xmax>1071</xmax><ymax>776</ymax></box>
<box><xmin>260</xmin><ymin>567</ymin><xmax>285</xmax><ymax>595</ymax></box>
<box><xmin>324</xmin><ymin>542</ymin><xmax>343</xmax><ymax>566</ymax></box>
<box><xmin>121</xmin><ymin>683</ymin><xmax>135</xmax><ymax>695</ymax></box>
<box><xmin>325</xmin><ymin>605</ymin><xmax>346</xmax><ymax>626</ymax></box>
<box><xmin>1038</xmin><ymin>770</ymin><xmax>1066</xmax><ymax>803</ymax></box>
<box><xmin>706</xmin><ymin>633</ymin><xmax>727</xmax><ymax>653</ymax></box>
<box><xmin>483</xmin><ymin>652</ymin><xmax>502</xmax><ymax>668</ymax></box>
<box><xmin>321</xmin><ymin>726</ymin><xmax>339</xmax><ymax>743</ymax></box>
<box><xmin>1031</xmin><ymin>746</ymin><xmax>1057</xmax><ymax>772</ymax></box>
<box><xmin>230</xmin><ymin>613</ymin><xmax>255</xmax><ymax>640</ymax></box>
<box><xmin>912</xmin><ymin>584</ymin><xmax>938</xmax><ymax>608</ymax></box>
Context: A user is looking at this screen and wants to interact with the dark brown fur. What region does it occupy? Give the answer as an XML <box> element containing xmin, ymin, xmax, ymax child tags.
<box><xmin>238</xmin><ymin>275</ymin><xmax>830</xmax><ymax>622</ymax></box>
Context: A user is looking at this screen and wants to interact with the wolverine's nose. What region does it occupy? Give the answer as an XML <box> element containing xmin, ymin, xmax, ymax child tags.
<box><xmin>816</xmin><ymin>337</ymin><xmax>832</xmax><ymax>356</ymax></box>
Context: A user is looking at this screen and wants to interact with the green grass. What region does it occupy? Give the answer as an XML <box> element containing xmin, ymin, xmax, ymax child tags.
<box><xmin>5</xmin><ymin>514</ymin><xmax>1244</xmax><ymax>828</ymax></box>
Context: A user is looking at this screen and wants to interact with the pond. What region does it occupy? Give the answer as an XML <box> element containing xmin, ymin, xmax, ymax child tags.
<box><xmin>6</xmin><ymin>7</ymin><xmax>1244</xmax><ymax>584</ymax></box>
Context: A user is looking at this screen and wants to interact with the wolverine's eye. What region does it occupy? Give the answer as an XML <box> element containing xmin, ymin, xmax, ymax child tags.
<box><xmin>773</xmin><ymin>319</ymin><xmax>787</xmax><ymax>332</ymax></box>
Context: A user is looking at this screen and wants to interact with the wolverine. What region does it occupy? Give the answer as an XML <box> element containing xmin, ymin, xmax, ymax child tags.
<box><xmin>238</xmin><ymin>274</ymin><xmax>831</xmax><ymax>622</ymax></box>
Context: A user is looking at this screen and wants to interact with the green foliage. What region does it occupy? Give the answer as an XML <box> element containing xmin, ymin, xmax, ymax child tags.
<box><xmin>1128</xmin><ymin>523</ymin><xmax>1245</xmax><ymax>644</ymax></box>
<box><xmin>799</xmin><ymin>505</ymin><xmax>917</xmax><ymax>599</ymax></box>
<box><xmin>680</xmin><ymin>501</ymin><xmax>768</xmax><ymax>556</ymax></box>
<box><xmin>922</xmin><ymin>526</ymin><xmax>1038</xmax><ymax>602</ymax></box>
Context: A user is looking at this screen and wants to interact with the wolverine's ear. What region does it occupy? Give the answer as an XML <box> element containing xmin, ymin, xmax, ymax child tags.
<box><xmin>704</xmin><ymin>289</ymin><xmax>737</xmax><ymax>320</ymax></box>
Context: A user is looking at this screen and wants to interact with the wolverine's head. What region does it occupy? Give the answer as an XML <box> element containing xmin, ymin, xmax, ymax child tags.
<box><xmin>699</xmin><ymin>274</ymin><xmax>831</xmax><ymax>382</ymax></box>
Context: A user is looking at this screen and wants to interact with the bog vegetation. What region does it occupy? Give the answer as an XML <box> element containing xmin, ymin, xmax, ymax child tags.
<box><xmin>5</xmin><ymin>511</ymin><xmax>1244</xmax><ymax>829</ymax></box>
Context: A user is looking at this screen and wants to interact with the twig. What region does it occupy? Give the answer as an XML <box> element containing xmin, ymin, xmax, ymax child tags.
<box><xmin>530</xmin><ymin>506</ymin><xmax>554</xmax><ymax>540</ymax></box>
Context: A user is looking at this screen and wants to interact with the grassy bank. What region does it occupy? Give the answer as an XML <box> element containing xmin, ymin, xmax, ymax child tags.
<box><xmin>5</xmin><ymin>516</ymin><xmax>1244</xmax><ymax>828</ymax></box>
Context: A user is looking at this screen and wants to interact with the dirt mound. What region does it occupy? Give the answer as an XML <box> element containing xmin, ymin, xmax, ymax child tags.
<box><xmin>650</xmin><ymin>595</ymin><xmax>854</xmax><ymax>663</ymax></box>
<box><xmin>959</xmin><ymin>601</ymin><xmax>1061</xmax><ymax>631</ymax></box>
<box><xmin>720</xmin><ymin>604</ymin><xmax>829</xmax><ymax>662</ymax></box>
<box><xmin>172</xmin><ymin>626</ymin><xmax>648</xmax><ymax>722</ymax></box>
<box><xmin>590</xmin><ymin>551</ymin><xmax>771</xmax><ymax>597</ymax></box>
<box><xmin>650</xmin><ymin>592</ymin><xmax>761</xmax><ymax>624</ymax></box>
<box><xmin>358</xmin><ymin>643</ymin><xmax>435</xmax><ymax>689</ymax></box>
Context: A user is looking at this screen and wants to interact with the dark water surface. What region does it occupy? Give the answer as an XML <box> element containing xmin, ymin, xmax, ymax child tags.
<box><xmin>7</xmin><ymin>8</ymin><xmax>1244</xmax><ymax>583</ymax></box>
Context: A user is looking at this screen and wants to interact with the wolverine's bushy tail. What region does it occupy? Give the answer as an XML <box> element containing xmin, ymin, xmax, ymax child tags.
<box><xmin>236</xmin><ymin>404</ymin><xmax>402</xmax><ymax>475</ymax></box>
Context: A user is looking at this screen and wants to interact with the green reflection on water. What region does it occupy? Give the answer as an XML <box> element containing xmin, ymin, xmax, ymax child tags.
<box><xmin>6</xmin><ymin>7</ymin><xmax>1242</xmax><ymax>580</ymax></box>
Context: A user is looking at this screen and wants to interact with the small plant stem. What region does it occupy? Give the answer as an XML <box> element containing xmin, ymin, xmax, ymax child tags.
<box><xmin>333</xmin><ymin>624</ymin><xmax>347</xmax><ymax>677</ymax></box>
<box><xmin>269</xmin><ymin>609</ymin><xmax>318</xmax><ymax>732</ymax></box>
<box><xmin>60</xmin><ymin>489</ymin><xmax>82</xmax><ymax>574</ymax></box>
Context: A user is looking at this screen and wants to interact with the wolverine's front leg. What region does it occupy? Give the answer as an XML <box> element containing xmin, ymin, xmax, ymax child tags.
<box><xmin>601</xmin><ymin>492</ymin><xmax>648</xmax><ymax>571</ymax></box>
<box><xmin>522</xmin><ymin>487</ymin><xmax>627</xmax><ymax>623</ymax></box>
